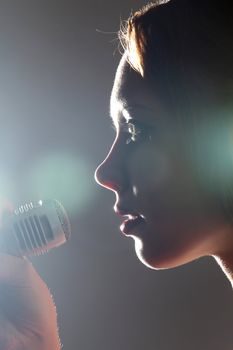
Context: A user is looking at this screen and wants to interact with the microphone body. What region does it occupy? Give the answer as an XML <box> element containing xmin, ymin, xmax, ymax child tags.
<box><xmin>0</xmin><ymin>200</ymin><xmax>71</xmax><ymax>257</ymax></box>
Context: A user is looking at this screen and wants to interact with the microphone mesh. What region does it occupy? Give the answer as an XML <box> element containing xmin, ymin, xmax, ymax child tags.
<box><xmin>53</xmin><ymin>200</ymin><xmax>71</xmax><ymax>241</ymax></box>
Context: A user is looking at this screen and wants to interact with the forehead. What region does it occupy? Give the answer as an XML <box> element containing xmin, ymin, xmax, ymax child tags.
<box><xmin>110</xmin><ymin>55</ymin><xmax>162</xmax><ymax>125</ymax></box>
<box><xmin>111</xmin><ymin>55</ymin><xmax>144</xmax><ymax>105</ymax></box>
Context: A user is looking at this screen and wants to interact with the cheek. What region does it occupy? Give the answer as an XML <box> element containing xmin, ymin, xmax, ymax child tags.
<box><xmin>128</xmin><ymin>140</ymin><xmax>191</xmax><ymax>217</ymax></box>
<box><xmin>128</xmin><ymin>142</ymin><xmax>173</xmax><ymax>193</ymax></box>
<box><xmin>128</xmin><ymin>138</ymin><xmax>211</xmax><ymax>213</ymax></box>
<box><xmin>127</xmin><ymin>141</ymin><xmax>225</xmax><ymax>269</ymax></box>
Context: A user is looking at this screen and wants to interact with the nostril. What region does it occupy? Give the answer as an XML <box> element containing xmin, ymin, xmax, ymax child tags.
<box><xmin>98</xmin><ymin>179</ymin><xmax>122</xmax><ymax>192</ymax></box>
<box><xmin>94</xmin><ymin>163</ymin><xmax>122</xmax><ymax>192</ymax></box>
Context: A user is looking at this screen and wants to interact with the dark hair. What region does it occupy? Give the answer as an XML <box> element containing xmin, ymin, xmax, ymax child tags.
<box><xmin>119</xmin><ymin>0</ymin><xmax>233</xmax><ymax>107</ymax></box>
<box><xmin>119</xmin><ymin>0</ymin><xmax>233</xmax><ymax>216</ymax></box>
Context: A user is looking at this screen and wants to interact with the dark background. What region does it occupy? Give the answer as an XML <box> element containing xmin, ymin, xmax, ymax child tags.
<box><xmin>0</xmin><ymin>1</ymin><xmax>232</xmax><ymax>349</ymax></box>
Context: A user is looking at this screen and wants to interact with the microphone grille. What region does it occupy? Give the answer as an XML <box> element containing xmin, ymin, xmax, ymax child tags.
<box><xmin>53</xmin><ymin>199</ymin><xmax>71</xmax><ymax>241</ymax></box>
<box><xmin>2</xmin><ymin>199</ymin><xmax>71</xmax><ymax>256</ymax></box>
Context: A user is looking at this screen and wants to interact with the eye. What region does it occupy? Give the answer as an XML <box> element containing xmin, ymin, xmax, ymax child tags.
<box><xmin>127</xmin><ymin>122</ymin><xmax>141</xmax><ymax>143</ymax></box>
<box><xmin>123</xmin><ymin>121</ymin><xmax>152</xmax><ymax>144</ymax></box>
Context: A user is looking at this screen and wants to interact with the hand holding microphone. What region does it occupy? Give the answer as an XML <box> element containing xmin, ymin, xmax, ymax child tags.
<box><xmin>0</xmin><ymin>199</ymin><xmax>71</xmax><ymax>350</ymax></box>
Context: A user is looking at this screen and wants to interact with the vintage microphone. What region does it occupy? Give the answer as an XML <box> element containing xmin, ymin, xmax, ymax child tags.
<box><xmin>0</xmin><ymin>199</ymin><xmax>71</xmax><ymax>257</ymax></box>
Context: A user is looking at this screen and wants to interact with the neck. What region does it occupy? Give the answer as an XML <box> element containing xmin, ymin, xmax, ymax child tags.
<box><xmin>213</xmin><ymin>254</ymin><xmax>233</xmax><ymax>288</ymax></box>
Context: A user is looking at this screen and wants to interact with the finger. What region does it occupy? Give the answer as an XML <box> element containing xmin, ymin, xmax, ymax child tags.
<box><xmin>0</xmin><ymin>254</ymin><xmax>33</xmax><ymax>284</ymax></box>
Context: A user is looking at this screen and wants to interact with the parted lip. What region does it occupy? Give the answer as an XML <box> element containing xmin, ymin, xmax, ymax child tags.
<box><xmin>114</xmin><ymin>205</ymin><xmax>140</xmax><ymax>218</ymax></box>
<box><xmin>120</xmin><ymin>214</ymin><xmax>146</xmax><ymax>236</ymax></box>
<box><xmin>114</xmin><ymin>205</ymin><xmax>146</xmax><ymax>236</ymax></box>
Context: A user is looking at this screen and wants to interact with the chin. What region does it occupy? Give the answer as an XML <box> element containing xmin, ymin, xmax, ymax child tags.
<box><xmin>133</xmin><ymin>236</ymin><xmax>197</xmax><ymax>270</ymax></box>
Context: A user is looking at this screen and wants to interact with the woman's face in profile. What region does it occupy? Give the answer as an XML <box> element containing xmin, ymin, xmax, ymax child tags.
<box><xmin>95</xmin><ymin>54</ymin><xmax>232</xmax><ymax>270</ymax></box>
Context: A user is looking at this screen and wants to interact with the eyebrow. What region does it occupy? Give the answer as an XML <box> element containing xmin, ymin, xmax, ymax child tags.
<box><xmin>110</xmin><ymin>103</ymin><xmax>155</xmax><ymax>129</ymax></box>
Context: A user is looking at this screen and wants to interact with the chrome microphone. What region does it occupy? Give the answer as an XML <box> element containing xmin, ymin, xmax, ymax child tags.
<box><xmin>0</xmin><ymin>199</ymin><xmax>71</xmax><ymax>257</ymax></box>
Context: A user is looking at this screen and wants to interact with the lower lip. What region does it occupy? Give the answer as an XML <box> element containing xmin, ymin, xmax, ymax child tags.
<box><xmin>120</xmin><ymin>217</ymin><xmax>146</xmax><ymax>236</ymax></box>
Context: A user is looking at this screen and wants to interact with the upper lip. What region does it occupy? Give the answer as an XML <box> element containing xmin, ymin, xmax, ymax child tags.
<box><xmin>114</xmin><ymin>205</ymin><xmax>143</xmax><ymax>220</ymax></box>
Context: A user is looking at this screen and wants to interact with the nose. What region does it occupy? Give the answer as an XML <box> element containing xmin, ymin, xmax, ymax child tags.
<box><xmin>94</xmin><ymin>138</ymin><xmax>127</xmax><ymax>193</ymax></box>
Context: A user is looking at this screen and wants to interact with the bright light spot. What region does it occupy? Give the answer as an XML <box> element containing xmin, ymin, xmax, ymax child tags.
<box><xmin>190</xmin><ymin>116</ymin><xmax>233</xmax><ymax>194</ymax></box>
<box><xmin>132</xmin><ymin>186</ymin><xmax>138</xmax><ymax>196</ymax></box>
<box><xmin>28</xmin><ymin>151</ymin><xmax>94</xmax><ymax>215</ymax></box>
<box><xmin>0</xmin><ymin>171</ymin><xmax>15</xmax><ymax>210</ymax></box>
<box><xmin>128</xmin><ymin>28</ymin><xmax>144</xmax><ymax>76</ymax></box>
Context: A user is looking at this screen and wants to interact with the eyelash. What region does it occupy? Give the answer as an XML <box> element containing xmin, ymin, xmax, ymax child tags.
<box><xmin>122</xmin><ymin>121</ymin><xmax>152</xmax><ymax>144</ymax></box>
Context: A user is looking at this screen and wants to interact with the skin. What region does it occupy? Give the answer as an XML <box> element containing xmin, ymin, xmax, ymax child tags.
<box><xmin>0</xmin><ymin>254</ymin><xmax>60</xmax><ymax>349</ymax></box>
<box><xmin>1</xmin><ymin>52</ymin><xmax>233</xmax><ymax>350</ymax></box>
<box><xmin>0</xmin><ymin>209</ymin><xmax>61</xmax><ymax>349</ymax></box>
<box><xmin>95</xmin><ymin>54</ymin><xmax>233</xmax><ymax>286</ymax></box>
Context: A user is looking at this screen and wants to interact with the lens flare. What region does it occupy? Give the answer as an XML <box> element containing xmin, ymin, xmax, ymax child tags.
<box><xmin>188</xmin><ymin>114</ymin><xmax>233</xmax><ymax>194</ymax></box>
<box><xmin>28</xmin><ymin>151</ymin><xmax>94</xmax><ymax>214</ymax></box>
<box><xmin>0</xmin><ymin>171</ymin><xmax>15</xmax><ymax>207</ymax></box>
